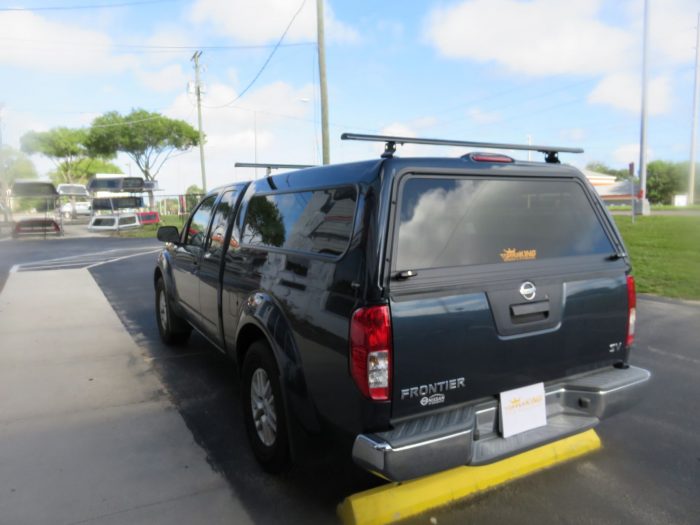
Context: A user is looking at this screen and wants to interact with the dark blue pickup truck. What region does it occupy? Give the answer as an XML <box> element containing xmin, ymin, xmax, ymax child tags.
<box><xmin>154</xmin><ymin>135</ymin><xmax>649</xmax><ymax>481</ymax></box>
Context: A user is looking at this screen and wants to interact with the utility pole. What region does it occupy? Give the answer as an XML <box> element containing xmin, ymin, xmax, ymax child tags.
<box><xmin>191</xmin><ymin>51</ymin><xmax>207</xmax><ymax>192</ymax></box>
<box><xmin>637</xmin><ymin>0</ymin><xmax>651</xmax><ymax>215</ymax></box>
<box><xmin>689</xmin><ymin>13</ymin><xmax>700</xmax><ymax>205</ymax></box>
<box><xmin>316</xmin><ymin>0</ymin><xmax>330</xmax><ymax>164</ymax></box>
<box><xmin>0</xmin><ymin>103</ymin><xmax>6</xmax><ymax>207</ymax></box>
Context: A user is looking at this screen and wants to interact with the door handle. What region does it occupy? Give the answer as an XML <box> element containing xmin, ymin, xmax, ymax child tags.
<box><xmin>510</xmin><ymin>300</ymin><xmax>549</xmax><ymax>317</ymax></box>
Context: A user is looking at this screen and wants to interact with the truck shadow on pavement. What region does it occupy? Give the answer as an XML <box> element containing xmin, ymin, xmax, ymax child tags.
<box><xmin>89</xmin><ymin>261</ymin><xmax>382</xmax><ymax>525</ymax></box>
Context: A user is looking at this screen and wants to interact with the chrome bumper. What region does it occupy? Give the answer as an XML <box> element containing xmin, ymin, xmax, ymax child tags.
<box><xmin>352</xmin><ymin>365</ymin><xmax>650</xmax><ymax>481</ymax></box>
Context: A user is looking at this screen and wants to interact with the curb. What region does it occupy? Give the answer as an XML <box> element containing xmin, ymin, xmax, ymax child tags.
<box><xmin>338</xmin><ymin>429</ymin><xmax>601</xmax><ymax>525</ymax></box>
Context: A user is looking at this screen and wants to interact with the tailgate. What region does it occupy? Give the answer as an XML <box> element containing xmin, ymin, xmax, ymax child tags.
<box><xmin>388</xmin><ymin>174</ymin><xmax>629</xmax><ymax>419</ymax></box>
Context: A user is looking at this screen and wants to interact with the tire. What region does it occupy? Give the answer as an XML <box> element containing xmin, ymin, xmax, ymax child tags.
<box><xmin>241</xmin><ymin>340</ymin><xmax>291</xmax><ymax>473</ymax></box>
<box><xmin>155</xmin><ymin>278</ymin><xmax>191</xmax><ymax>345</ymax></box>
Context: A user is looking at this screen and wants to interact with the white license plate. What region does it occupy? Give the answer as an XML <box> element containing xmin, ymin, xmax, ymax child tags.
<box><xmin>499</xmin><ymin>382</ymin><xmax>547</xmax><ymax>438</ymax></box>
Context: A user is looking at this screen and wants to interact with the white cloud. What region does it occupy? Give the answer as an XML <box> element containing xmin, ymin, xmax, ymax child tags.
<box><xmin>190</xmin><ymin>0</ymin><xmax>359</xmax><ymax>45</ymax></box>
<box><xmin>141</xmin><ymin>27</ymin><xmax>196</xmax><ymax>66</ymax></box>
<box><xmin>588</xmin><ymin>73</ymin><xmax>671</xmax><ymax>115</ymax></box>
<box><xmin>613</xmin><ymin>143</ymin><xmax>654</xmax><ymax>165</ymax></box>
<box><xmin>158</xmin><ymin>80</ymin><xmax>319</xmax><ymax>192</ymax></box>
<box><xmin>0</xmin><ymin>11</ymin><xmax>137</xmax><ymax>73</ymax></box>
<box><xmin>626</xmin><ymin>0</ymin><xmax>698</xmax><ymax>65</ymax></box>
<box><xmin>137</xmin><ymin>64</ymin><xmax>189</xmax><ymax>93</ymax></box>
<box><xmin>424</xmin><ymin>0</ymin><xmax>634</xmax><ymax>76</ymax></box>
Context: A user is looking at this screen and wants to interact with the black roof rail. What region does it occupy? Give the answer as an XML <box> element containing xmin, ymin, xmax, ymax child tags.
<box><xmin>340</xmin><ymin>132</ymin><xmax>583</xmax><ymax>164</ymax></box>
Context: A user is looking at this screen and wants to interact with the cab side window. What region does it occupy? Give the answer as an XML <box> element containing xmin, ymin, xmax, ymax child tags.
<box><xmin>185</xmin><ymin>195</ymin><xmax>217</xmax><ymax>248</ymax></box>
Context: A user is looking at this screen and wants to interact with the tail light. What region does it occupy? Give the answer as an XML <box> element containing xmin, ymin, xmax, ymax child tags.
<box><xmin>626</xmin><ymin>275</ymin><xmax>636</xmax><ymax>347</ymax></box>
<box><xmin>350</xmin><ymin>305</ymin><xmax>392</xmax><ymax>401</ymax></box>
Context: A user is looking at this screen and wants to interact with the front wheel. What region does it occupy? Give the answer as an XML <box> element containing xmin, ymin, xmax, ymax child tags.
<box><xmin>241</xmin><ymin>340</ymin><xmax>290</xmax><ymax>473</ymax></box>
<box><xmin>155</xmin><ymin>278</ymin><xmax>191</xmax><ymax>345</ymax></box>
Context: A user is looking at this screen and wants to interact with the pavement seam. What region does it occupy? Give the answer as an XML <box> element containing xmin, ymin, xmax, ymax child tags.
<box><xmin>62</xmin><ymin>482</ymin><xmax>230</xmax><ymax>525</ymax></box>
<box><xmin>0</xmin><ymin>397</ymin><xmax>169</xmax><ymax>427</ymax></box>
<box><xmin>646</xmin><ymin>345</ymin><xmax>700</xmax><ymax>366</ymax></box>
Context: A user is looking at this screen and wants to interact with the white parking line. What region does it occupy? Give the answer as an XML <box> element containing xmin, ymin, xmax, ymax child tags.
<box><xmin>86</xmin><ymin>249</ymin><xmax>161</xmax><ymax>269</ymax></box>
<box><xmin>12</xmin><ymin>247</ymin><xmax>162</xmax><ymax>273</ymax></box>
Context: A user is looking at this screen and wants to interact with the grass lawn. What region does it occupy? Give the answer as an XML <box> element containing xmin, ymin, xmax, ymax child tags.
<box><xmin>614</xmin><ymin>215</ymin><xmax>700</xmax><ymax>300</ymax></box>
<box><xmin>609</xmin><ymin>204</ymin><xmax>700</xmax><ymax>212</ymax></box>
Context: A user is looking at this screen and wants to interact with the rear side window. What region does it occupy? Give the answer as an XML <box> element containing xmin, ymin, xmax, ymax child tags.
<box><xmin>396</xmin><ymin>177</ymin><xmax>613</xmax><ymax>270</ymax></box>
<box><xmin>242</xmin><ymin>187</ymin><xmax>356</xmax><ymax>257</ymax></box>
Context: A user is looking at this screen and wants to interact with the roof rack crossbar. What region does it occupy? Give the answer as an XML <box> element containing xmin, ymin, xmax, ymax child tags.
<box><xmin>235</xmin><ymin>162</ymin><xmax>317</xmax><ymax>189</ymax></box>
<box><xmin>341</xmin><ymin>133</ymin><xmax>583</xmax><ymax>163</ymax></box>
<box><xmin>235</xmin><ymin>162</ymin><xmax>316</xmax><ymax>173</ymax></box>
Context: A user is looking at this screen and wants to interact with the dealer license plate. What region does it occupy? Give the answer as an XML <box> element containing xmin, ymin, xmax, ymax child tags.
<box><xmin>499</xmin><ymin>382</ymin><xmax>547</xmax><ymax>438</ymax></box>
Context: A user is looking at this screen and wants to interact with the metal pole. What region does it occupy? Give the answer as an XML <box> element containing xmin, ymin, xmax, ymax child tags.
<box><xmin>254</xmin><ymin>111</ymin><xmax>258</xmax><ymax>180</ymax></box>
<box><xmin>637</xmin><ymin>0</ymin><xmax>651</xmax><ymax>215</ymax></box>
<box><xmin>192</xmin><ymin>51</ymin><xmax>208</xmax><ymax>192</ymax></box>
<box><xmin>0</xmin><ymin>103</ymin><xmax>5</xmax><ymax>207</ymax></box>
<box><xmin>689</xmin><ymin>13</ymin><xmax>700</xmax><ymax>205</ymax></box>
<box><xmin>316</xmin><ymin>0</ymin><xmax>330</xmax><ymax>165</ymax></box>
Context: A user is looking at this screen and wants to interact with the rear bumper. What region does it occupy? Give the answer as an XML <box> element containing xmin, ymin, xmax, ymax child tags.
<box><xmin>352</xmin><ymin>365</ymin><xmax>650</xmax><ymax>481</ymax></box>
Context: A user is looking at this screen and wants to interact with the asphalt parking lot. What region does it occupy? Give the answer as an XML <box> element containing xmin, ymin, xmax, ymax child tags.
<box><xmin>1</xmin><ymin>236</ymin><xmax>698</xmax><ymax>524</ymax></box>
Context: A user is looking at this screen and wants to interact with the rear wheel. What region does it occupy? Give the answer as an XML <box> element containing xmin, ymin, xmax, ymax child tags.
<box><xmin>155</xmin><ymin>278</ymin><xmax>191</xmax><ymax>345</ymax></box>
<box><xmin>241</xmin><ymin>340</ymin><xmax>290</xmax><ymax>473</ymax></box>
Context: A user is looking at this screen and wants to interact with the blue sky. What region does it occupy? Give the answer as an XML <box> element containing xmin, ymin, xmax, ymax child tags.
<box><xmin>0</xmin><ymin>0</ymin><xmax>698</xmax><ymax>193</ymax></box>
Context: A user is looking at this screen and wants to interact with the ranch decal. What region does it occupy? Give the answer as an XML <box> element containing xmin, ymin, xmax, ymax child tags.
<box><xmin>500</xmin><ymin>248</ymin><xmax>537</xmax><ymax>262</ymax></box>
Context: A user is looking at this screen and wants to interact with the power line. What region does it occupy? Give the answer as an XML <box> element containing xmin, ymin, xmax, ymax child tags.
<box><xmin>89</xmin><ymin>114</ymin><xmax>164</xmax><ymax>128</ymax></box>
<box><xmin>437</xmin><ymin>77</ymin><xmax>597</xmax><ymax>130</ymax></box>
<box><xmin>203</xmin><ymin>0</ymin><xmax>308</xmax><ymax>109</ymax></box>
<box><xmin>0</xmin><ymin>0</ymin><xmax>181</xmax><ymax>11</ymax></box>
<box><xmin>0</xmin><ymin>36</ymin><xmax>315</xmax><ymax>53</ymax></box>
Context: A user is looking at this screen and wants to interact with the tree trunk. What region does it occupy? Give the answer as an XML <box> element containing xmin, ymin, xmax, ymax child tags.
<box><xmin>144</xmin><ymin>170</ymin><xmax>155</xmax><ymax>210</ymax></box>
<box><xmin>0</xmin><ymin>179</ymin><xmax>8</xmax><ymax>208</ymax></box>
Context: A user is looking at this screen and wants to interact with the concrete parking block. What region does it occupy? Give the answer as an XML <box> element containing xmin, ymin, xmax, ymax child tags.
<box><xmin>338</xmin><ymin>430</ymin><xmax>601</xmax><ymax>525</ymax></box>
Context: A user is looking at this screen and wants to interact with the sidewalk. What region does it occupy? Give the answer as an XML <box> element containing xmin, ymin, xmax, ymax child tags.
<box><xmin>0</xmin><ymin>269</ymin><xmax>251</xmax><ymax>525</ymax></box>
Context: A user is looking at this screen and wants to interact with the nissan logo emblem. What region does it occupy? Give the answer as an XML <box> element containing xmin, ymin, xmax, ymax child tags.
<box><xmin>519</xmin><ymin>281</ymin><xmax>536</xmax><ymax>301</ymax></box>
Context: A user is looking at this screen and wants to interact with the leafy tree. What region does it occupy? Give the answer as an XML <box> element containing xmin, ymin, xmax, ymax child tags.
<box><xmin>49</xmin><ymin>158</ymin><xmax>122</xmax><ymax>185</ymax></box>
<box><xmin>1</xmin><ymin>145</ymin><xmax>38</xmax><ymax>201</ymax></box>
<box><xmin>185</xmin><ymin>184</ymin><xmax>204</xmax><ymax>211</ymax></box>
<box><xmin>20</xmin><ymin>127</ymin><xmax>104</xmax><ymax>184</ymax></box>
<box><xmin>243</xmin><ymin>197</ymin><xmax>285</xmax><ymax>247</ymax></box>
<box><xmin>585</xmin><ymin>161</ymin><xmax>632</xmax><ymax>181</ymax></box>
<box><xmin>87</xmin><ymin>109</ymin><xmax>200</xmax><ymax>207</ymax></box>
<box><xmin>646</xmin><ymin>160</ymin><xmax>684</xmax><ymax>204</ymax></box>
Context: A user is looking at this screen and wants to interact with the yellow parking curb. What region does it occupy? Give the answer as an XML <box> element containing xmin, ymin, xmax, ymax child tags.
<box><xmin>338</xmin><ymin>429</ymin><xmax>601</xmax><ymax>525</ymax></box>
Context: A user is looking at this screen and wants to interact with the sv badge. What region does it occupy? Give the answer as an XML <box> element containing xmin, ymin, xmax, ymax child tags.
<box><xmin>609</xmin><ymin>342</ymin><xmax>623</xmax><ymax>353</ymax></box>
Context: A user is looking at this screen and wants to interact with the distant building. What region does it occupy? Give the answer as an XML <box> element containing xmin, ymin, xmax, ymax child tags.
<box><xmin>582</xmin><ymin>169</ymin><xmax>637</xmax><ymax>204</ymax></box>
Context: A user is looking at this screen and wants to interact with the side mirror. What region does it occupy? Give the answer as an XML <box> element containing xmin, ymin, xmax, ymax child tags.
<box><xmin>157</xmin><ymin>225</ymin><xmax>180</xmax><ymax>244</ymax></box>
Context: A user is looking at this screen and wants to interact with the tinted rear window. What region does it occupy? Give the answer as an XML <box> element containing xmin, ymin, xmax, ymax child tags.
<box><xmin>92</xmin><ymin>218</ymin><xmax>116</xmax><ymax>226</ymax></box>
<box><xmin>243</xmin><ymin>187</ymin><xmax>356</xmax><ymax>257</ymax></box>
<box><xmin>92</xmin><ymin>197</ymin><xmax>143</xmax><ymax>210</ymax></box>
<box><xmin>396</xmin><ymin>177</ymin><xmax>613</xmax><ymax>270</ymax></box>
